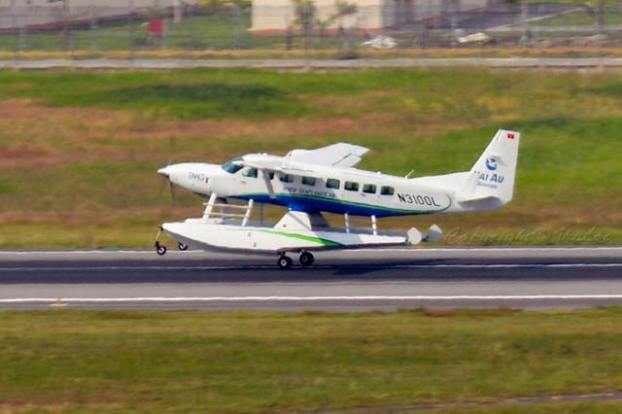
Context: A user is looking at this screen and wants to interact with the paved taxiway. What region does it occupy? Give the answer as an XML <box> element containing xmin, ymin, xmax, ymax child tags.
<box><xmin>5</xmin><ymin>58</ymin><xmax>622</xmax><ymax>71</ymax></box>
<box><xmin>1</xmin><ymin>247</ymin><xmax>621</xmax><ymax>311</ymax></box>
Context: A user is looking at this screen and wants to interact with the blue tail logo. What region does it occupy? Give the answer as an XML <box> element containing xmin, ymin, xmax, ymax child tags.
<box><xmin>485</xmin><ymin>158</ymin><xmax>497</xmax><ymax>171</ymax></box>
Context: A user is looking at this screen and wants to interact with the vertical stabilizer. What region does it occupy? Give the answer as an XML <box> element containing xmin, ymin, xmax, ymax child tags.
<box><xmin>458</xmin><ymin>129</ymin><xmax>520</xmax><ymax>206</ymax></box>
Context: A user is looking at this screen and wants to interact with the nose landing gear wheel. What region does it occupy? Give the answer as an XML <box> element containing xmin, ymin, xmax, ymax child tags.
<box><xmin>178</xmin><ymin>242</ymin><xmax>188</xmax><ymax>251</ymax></box>
<box><xmin>299</xmin><ymin>251</ymin><xmax>314</xmax><ymax>267</ymax></box>
<box><xmin>155</xmin><ymin>241</ymin><xmax>167</xmax><ymax>256</ymax></box>
<box><xmin>277</xmin><ymin>255</ymin><xmax>293</xmax><ymax>270</ymax></box>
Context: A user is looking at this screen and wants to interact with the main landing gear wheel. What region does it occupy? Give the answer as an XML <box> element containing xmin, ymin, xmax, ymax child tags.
<box><xmin>155</xmin><ymin>241</ymin><xmax>167</xmax><ymax>256</ymax></box>
<box><xmin>277</xmin><ymin>254</ymin><xmax>293</xmax><ymax>270</ymax></box>
<box><xmin>299</xmin><ymin>251</ymin><xmax>314</xmax><ymax>267</ymax></box>
<box><xmin>178</xmin><ymin>242</ymin><xmax>188</xmax><ymax>251</ymax></box>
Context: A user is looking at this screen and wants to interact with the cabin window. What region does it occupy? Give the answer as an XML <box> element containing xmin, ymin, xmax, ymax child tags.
<box><xmin>221</xmin><ymin>158</ymin><xmax>243</xmax><ymax>174</ymax></box>
<box><xmin>279</xmin><ymin>173</ymin><xmax>294</xmax><ymax>183</ymax></box>
<box><xmin>326</xmin><ymin>178</ymin><xmax>340</xmax><ymax>189</ymax></box>
<box><xmin>380</xmin><ymin>186</ymin><xmax>395</xmax><ymax>196</ymax></box>
<box><xmin>363</xmin><ymin>184</ymin><xmax>377</xmax><ymax>194</ymax></box>
<box><xmin>302</xmin><ymin>176</ymin><xmax>316</xmax><ymax>186</ymax></box>
<box><xmin>242</xmin><ymin>168</ymin><xmax>258</xmax><ymax>178</ymax></box>
<box><xmin>344</xmin><ymin>181</ymin><xmax>359</xmax><ymax>192</ymax></box>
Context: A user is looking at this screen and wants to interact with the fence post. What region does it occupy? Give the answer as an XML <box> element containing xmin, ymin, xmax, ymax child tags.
<box><xmin>234</xmin><ymin>3</ymin><xmax>242</xmax><ymax>50</ymax></box>
<box><xmin>447</xmin><ymin>0</ymin><xmax>457</xmax><ymax>48</ymax></box>
<box><xmin>520</xmin><ymin>0</ymin><xmax>530</xmax><ymax>47</ymax></box>
<box><xmin>128</xmin><ymin>0</ymin><xmax>135</xmax><ymax>55</ymax></box>
<box><xmin>10</xmin><ymin>0</ymin><xmax>17</xmax><ymax>56</ymax></box>
<box><xmin>173</xmin><ymin>0</ymin><xmax>182</xmax><ymax>24</ymax></box>
<box><xmin>595</xmin><ymin>0</ymin><xmax>604</xmax><ymax>48</ymax></box>
<box><xmin>163</xmin><ymin>4</ymin><xmax>169</xmax><ymax>51</ymax></box>
<box><xmin>63</xmin><ymin>0</ymin><xmax>72</xmax><ymax>53</ymax></box>
<box><xmin>89</xmin><ymin>5</ymin><xmax>97</xmax><ymax>51</ymax></box>
<box><xmin>188</xmin><ymin>2</ymin><xmax>196</xmax><ymax>52</ymax></box>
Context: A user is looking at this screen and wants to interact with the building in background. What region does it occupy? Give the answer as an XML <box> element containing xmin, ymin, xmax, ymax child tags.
<box><xmin>250</xmin><ymin>0</ymin><xmax>494</xmax><ymax>35</ymax></box>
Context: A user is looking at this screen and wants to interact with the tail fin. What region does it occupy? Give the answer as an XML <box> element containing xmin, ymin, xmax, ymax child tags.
<box><xmin>458</xmin><ymin>129</ymin><xmax>520</xmax><ymax>208</ymax></box>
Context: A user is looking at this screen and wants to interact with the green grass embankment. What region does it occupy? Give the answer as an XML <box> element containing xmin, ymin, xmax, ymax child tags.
<box><xmin>1</xmin><ymin>308</ymin><xmax>622</xmax><ymax>413</ymax></box>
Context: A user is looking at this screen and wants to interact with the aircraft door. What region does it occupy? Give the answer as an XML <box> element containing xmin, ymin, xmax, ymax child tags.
<box><xmin>238</xmin><ymin>167</ymin><xmax>258</xmax><ymax>186</ymax></box>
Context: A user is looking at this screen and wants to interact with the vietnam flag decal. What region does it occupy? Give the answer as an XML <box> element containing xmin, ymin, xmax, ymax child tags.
<box><xmin>507</xmin><ymin>132</ymin><xmax>515</xmax><ymax>139</ymax></box>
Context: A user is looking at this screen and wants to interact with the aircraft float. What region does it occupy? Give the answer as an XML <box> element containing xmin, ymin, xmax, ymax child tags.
<box><xmin>155</xmin><ymin>129</ymin><xmax>520</xmax><ymax>269</ymax></box>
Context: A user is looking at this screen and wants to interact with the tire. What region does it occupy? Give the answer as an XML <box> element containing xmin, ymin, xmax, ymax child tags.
<box><xmin>299</xmin><ymin>251</ymin><xmax>314</xmax><ymax>267</ymax></box>
<box><xmin>156</xmin><ymin>245</ymin><xmax>167</xmax><ymax>256</ymax></box>
<box><xmin>277</xmin><ymin>255</ymin><xmax>293</xmax><ymax>270</ymax></box>
<box><xmin>178</xmin><ymin>242</ymin><xmax>188</xmax><ymax>251</ymax></box>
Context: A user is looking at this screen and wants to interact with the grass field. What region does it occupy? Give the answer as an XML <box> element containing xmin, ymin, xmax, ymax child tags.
<box><xmin>0</xmin><ymin>68</ymin><xmax>621</xmax><ymax>248</ymax></box>
<box><xmin>0</xmin><ymin>308</ymin><xmax>622</xmax><ymax>413</ymax></box>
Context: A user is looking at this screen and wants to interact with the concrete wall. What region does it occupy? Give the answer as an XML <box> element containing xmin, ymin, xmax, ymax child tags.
<box><xmin>0</xmin><ymin>0</ymin><xmax>196</xmax><ymax>30</ymax></box>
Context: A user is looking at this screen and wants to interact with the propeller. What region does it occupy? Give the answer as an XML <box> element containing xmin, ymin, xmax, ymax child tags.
<box><xmin>168</xmin><ymin>180</ymin><xmax>177</xmax><ymax>203</ymax></box>
<box><xmin>159</xmin><ymin>136</ymin><xmax>178</xmax><ymax>203</ymax></box>
<box><xmin>158</xmin><ymin>173</ymin><xmax>174</xmax><ymax>203</ymax></box>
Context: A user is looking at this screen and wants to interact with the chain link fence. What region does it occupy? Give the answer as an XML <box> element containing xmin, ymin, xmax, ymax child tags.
<box><xmin>1</xmin><ymin>1</ymin><xmax>622</xmax><ymax>54</ymax></box>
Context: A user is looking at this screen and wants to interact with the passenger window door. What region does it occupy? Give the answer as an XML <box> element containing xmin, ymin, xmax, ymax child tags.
<box><xmin>361</xmin><ymin>183</ymin><xmax>378</xmax><ymax>201</ymax></box>
<box><xmin>380</xmin><ymin>186</ymin><xmax>395</xmax><ymax>206</ymax></box>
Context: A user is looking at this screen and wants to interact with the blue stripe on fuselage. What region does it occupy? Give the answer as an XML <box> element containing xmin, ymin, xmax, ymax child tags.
<box><xmin>235</xmin><ymin>194</ymin><xmax>421</xmax><ymax>218</ymax></box>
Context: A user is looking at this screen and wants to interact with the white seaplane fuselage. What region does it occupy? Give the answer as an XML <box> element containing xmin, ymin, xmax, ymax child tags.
<box><xmin>161</xmin><ymin>159</ymin><xmax>458</xmax><ymax>218</ymax></box>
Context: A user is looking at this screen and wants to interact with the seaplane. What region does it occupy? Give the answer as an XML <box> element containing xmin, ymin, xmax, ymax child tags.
<box><xmin>155</xmin><ymin>129</ymin><xmax>520</xmax><ymax>269</ymax></box>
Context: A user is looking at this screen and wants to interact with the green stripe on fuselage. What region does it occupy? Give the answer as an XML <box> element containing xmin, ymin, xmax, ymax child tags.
<box><xmin>259</xmin><ymin>230</ymin><xmax>343</xmax><ymax>247</ymax></box>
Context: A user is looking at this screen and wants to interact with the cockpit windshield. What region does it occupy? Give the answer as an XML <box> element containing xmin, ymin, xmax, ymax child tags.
<box><xmin>221</xmin><ymin>157</ymin><xmax>243</xmax><ymax>174</ymax></box>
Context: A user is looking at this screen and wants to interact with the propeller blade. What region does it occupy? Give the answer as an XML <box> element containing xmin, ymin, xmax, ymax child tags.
<box><xmin>169</xmin><ymin>181</ymin><xmax>176</xmax><ymax>203</ymax></box>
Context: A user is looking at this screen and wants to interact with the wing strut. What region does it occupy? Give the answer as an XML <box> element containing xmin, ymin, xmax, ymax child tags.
<box><xmin>260</xmin><ymin>170</ymin><xmax>276</xmax><ymax>199</ymax></box>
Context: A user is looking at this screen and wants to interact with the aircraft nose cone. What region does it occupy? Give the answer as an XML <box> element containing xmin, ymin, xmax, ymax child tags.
<box><xmin>157</xmin><ymin>166</ymin><xmax>171</xmax><ymax>178</ymax></box>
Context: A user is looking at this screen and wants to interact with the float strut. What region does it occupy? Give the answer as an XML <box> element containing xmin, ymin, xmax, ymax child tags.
<box><xmin>345</xmin><ymin>213</ymin><xmax>350</xmax><ymax>234</ymax></box>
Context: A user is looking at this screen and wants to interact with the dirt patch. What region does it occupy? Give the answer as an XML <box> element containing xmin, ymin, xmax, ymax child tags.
<box><xmin>0</xmin><ymin>401</ymin><xmax>122</xmax><ymax>414</ymax></box>
<box><xmin>309</xmin><ymin>391</ymin><xmax>622</xmax><ymax>414</ymax></box>
<box><xmin>0</xmin><ymin>207</ymin><xmax>199</xmax><ymax>226</ymax></box>
<box><xmin>0</xmin><ymin>144</ymin><xmax>50</xmax><ymax>163</ymax></box>
<box><xmin>0</xmin><ymin>99</ymin><xmax>408</xmax><ymax>169</ymax></box>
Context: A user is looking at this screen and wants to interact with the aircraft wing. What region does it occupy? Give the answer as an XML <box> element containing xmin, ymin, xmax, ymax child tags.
<box><xmin>235</xmin><ymin>158</ymin><xmax>313</xmax><ymax>174</ymax></box>
<box><xmin>234</xmin><ymin>155</ymin><xmax>314</xmax><ymax>199</ymax></box>
<box><xmin>285</xmin><ymin>143</ymin><xmax>370</xmax><ymax>168</ymax></box>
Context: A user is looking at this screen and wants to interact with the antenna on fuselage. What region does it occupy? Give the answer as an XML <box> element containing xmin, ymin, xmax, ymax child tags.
<box><xmin>405</xmin><ymin>169</ymin><xmax>415</xmax><ymax>179</ymax></box>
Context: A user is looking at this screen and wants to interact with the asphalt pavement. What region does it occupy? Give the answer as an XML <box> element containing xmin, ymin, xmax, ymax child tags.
<box><xmin>0</xmin><ymin>247</ymin><xmax>621</xmax><ymax>311</ymax></box>
<box><xmin>4</xmin><ymin>58</ymin><xmax>622</xmax><ymax>70</ymax></box>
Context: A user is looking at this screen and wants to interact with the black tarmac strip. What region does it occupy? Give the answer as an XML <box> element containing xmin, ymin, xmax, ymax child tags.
<box><xmin>0</xmin><ymin>247</ymin><xmax>621</xmax><ymax>311</ymax></box>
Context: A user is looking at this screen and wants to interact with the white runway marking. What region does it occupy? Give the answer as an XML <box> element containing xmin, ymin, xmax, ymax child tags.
<box><xmin>0</xmin><ymin>250</ymin><xmax>204</xmax><ymax>255</ymax></box>
<box><xmin>2</xmin><ymin>295</ymin><xmax>622</xmax><ymax>304</ymax></box>
<box><xmin>1</xmin><ymin>263</ymin><xmax>621</xmax><ymax>272</ymax></box>
<box><xmin>0</xmin><ymin>247</ymin><xmax>621</xmax><ymax>255</ymax></box>
<box><xmin>356</xmin><ymin>247</ymin><xmax>622</xmax><ymax>253</ymax></box>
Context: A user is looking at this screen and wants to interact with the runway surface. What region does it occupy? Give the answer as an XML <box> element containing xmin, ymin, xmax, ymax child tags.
<box><xmin>1</xmin><ymin>247</ymin><xmax>621</xmax><ymax>311</ymax></box>
<box><xmin>5</xmin><ymin>58</ymin><xmax>622</xmax><ymax>70</ymax></box>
